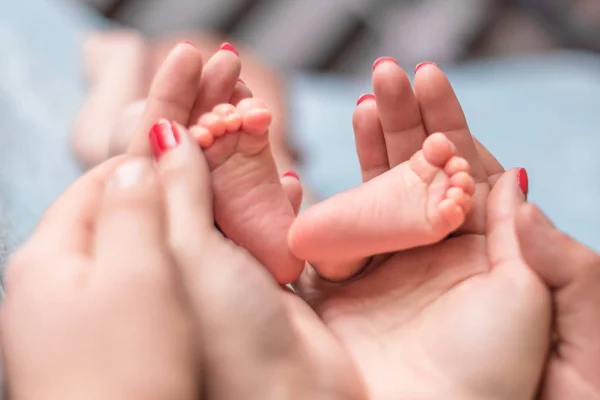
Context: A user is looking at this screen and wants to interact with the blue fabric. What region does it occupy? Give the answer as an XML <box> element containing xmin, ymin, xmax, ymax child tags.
<box><xmin>0</xmin><ymin>0</ymin><xmax>106</xmax><ymax>255</ymax></box>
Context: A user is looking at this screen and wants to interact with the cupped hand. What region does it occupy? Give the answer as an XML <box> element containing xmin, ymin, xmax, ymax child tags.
<box><xmin>289</xmin><ymin>62</ymin><xmax>552</xmax><ymax>399</ymax></box>
<box><xmin>144</xmin><ymin>121</ymin><xmax>365</xmax><ymax>399</ymax></box>
<box><xmin>1</xmin><ymin>122</ymin><xmax>367</xmax><ymax>399</ymax></box>
<box><xmin>1</xmin><ymin>157</ymin><xmax>199</xmax><ymax>399</ymax></box>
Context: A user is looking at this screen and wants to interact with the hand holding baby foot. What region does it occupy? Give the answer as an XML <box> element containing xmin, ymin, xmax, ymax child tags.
<box><xmin>2</xmin><ymin>124</ymin><xmax>365</xmax><ymax>400</ymax></box>
<box><xmin>85</xmin><ymin>40</ymin><xmax>302</xmax><ymax>285</ymax></box>
<box><xmin>189</xmin><ymin>99</ymin><xmax>303</xmax><ymax>284</ymax></box>
<box><xmin>125</xmin><ymin>41</ymin><xmax>245</xmax><ymax>158</ymax></box>
<box><xmin>289</xmin><ymin>61</ymin><xmax>551</xmax><ymax>399</ymax></box>
<box><xmin>143</xmin><ymin>121</ymin><xmax>364</xmax><ymax>399</ymax></box>
<box><xmin>290</xmin><ymin>131</ymin><xmax>475</xmax><ymax>270</ymax></box>
<box><xmin>74</xmin><ymin>39</ymin><xmax>246</xmax><ymax>165</ymax></box>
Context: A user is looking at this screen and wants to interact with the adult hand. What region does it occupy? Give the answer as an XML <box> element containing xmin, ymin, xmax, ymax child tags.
<box><xmin>150</xmin><ymin>33</ymin><xmax>294</xmax><ymax>171</ymax></box>
<box><xmin>1</xmin><ymin>157</ymin><xmax>198</xmax><ymax>399</ymax></box>
<box><xmin>517</xmin><ymin>204</ymin><xmax>600</xmax><ymax>399</ymax></box>
<box><xmin>139</xmin><ymin>121</ymin><xmax>365</xmax><ymax>399</ymax></box>
<box><xmin>123</xmin><ymin>41</ymin><xmax>245</xmax><ymax>159</ymax></box>
<box><xmin>119</xmin><ymin>39</ymin><xmax>295</xmax><ymax>173</ymax></box>
<box><xmin>1</xmin><ymin>122</ymin><xmax>367</xmax><ymax>399</ymax></box>
<box><xmin>289</xmin><ymin>62</ymin><xmax>551</xmax><ymax>399</ymax></box>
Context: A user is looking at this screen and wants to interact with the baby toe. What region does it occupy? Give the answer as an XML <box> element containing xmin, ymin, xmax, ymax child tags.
<box><xmin>197</xmin><ymin>112</ymin><xmax>227</xmax><ymax>137</ymax></box>
<box><xmin>190</xmin><ymin>124</ymin><xmax>214</xmax><ymax>149</ymax></box>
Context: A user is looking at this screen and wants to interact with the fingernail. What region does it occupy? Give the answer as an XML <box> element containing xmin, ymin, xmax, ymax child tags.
<box><xmin>518</xmin><ymin>168</ymin><xmax>529</xmax><ymax>197</ymax></box>
<box><xmin>219</xmin><ymin>42</ymin><xmax>239</xmax><ymax>56</ymax></box>
<box><xmin>415</xmin><ymin>61</ymin><xmax>437</xmax><ymax>73</ymax></box>
<box><xmin>237</xmin><ymin>77</ymin><xmax>245</xmax><ymax>84</ymax></box>
<box><xmin>180</xmin><ymin>40</ymin><xmax>196</xmax><ymax>48</ymax></box>
<box><xmin>149</xmin><ymin>119</ymin><xmax>181</xmax><ymax>161</ymax></box>
<box><xmin>282</xmin><ymin>171</ymin><xmax>300</xmax><ymax>180</ymax></box>
<box><xmin>357</xmin><ymin>93</ymin><xmax>375</xmax><ymax>105</ymax></box>
<box><xmin>372</xmin><ymin>56</ymin><xmax>399</xmax><ymax>70</ymax></box>
<box><xmin>110</xmin><ymin>159</ymin><xmax>152</xmax><ymax>189</ymax></box>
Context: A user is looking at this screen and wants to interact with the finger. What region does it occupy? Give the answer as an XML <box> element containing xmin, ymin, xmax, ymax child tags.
<box><xmin>229</xmin><ymin>79</ymin><xmax>253</xmax><ymax>105</ymax></box>
<box><xmin>153</xmin><ymin>120</ymin><xmax>215</xmax><ymax>247</ymax></box>
<box><xmin>481</xmin><ymin>169</ymin><xmax>552</xmax><ymax>397</ymax></box>
<box><xmin>414</xmin><ymin>63</ymin><xmax>489</xmax><ymax>235</ymax></box>
<box><xmin>518</xmin><ymin>207</ymin><xmax>598</xmax><ymax>277</ymax></box>
<box><xmin>150</xmin><ymin>118</ymin><xmax>272</xmax><ymax>292</ymax></box>
<box><xmin>517</xmin><ymin>205</ymin><xmax>596</xmax><ymax>288</ymax></box>
<box><xmin>414</xmin><ymin>63</ymin><xmax>487</xmax><ymax>181</ymax></box>
<box><xmin>372</xmin><ymin>58</ymin><xmax>427</xmax><ymax>167</ymax></box>
<box><xmin>152</xmin><ymin>119</ymin><xmax>306</xmax><ymax>392</ymax></box>
<box><xmin>128</xmin><ymin>42</ymin><xmax>203</xmax><ymax>156</ymax></box>
<box><xmin>516</xmin><ymin>203</ymin><xmax>600</xmax><ymax>390</ymax></box>
<box><xmin>353</xmin><ymin>94</ymin><xmax>390</xmax><ymax>182</ymax></box>
<box><xmin>188</xmin><ymin>43</ymin><xmax>241</xmax><ymax>124</ymax></box>
<box><xmin>94</xmin><ymin>158</ymin><xmax>168</xmax><ymax>281</ymax></box>
<box><xmin>485</xmin><ymin>169</ymin><xmax>528</xmax><ymax>268</ymax></box>
<box><xmin>281</xmin><ymin>172</ymin><xmax>303</xmax><ymax>215</ymax></box>
<box><xmin>5</xmin><ymin>157</ymin><xmax>124</xmax><ymax>294</ymax></box>
<box><xmin>29</xmin><ymin>156</ymin><xmax>125</xmax><ymax>256</ymax></box>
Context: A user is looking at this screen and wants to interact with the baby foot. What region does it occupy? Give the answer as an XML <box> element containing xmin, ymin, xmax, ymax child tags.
<box><xmin>190</xmin><ymin>99</ymin><xmax>303</xmax><ymax>284</ymax></box>
<box><xmin>406</xmin><ymin>132</ymin><xmax>475</xmax><ymax>234</ymax></box>
<box><xmin>73</xmin><ymin>30</ymin><xmax>148</xmax><ymax>167</ymax></box>
<box><xmin>289</xmin><ymin>133</ymin><xmax>475</xmax><ymax>266</ymax></box>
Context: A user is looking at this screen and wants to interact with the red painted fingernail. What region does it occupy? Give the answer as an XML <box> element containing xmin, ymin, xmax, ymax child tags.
<box><xmin>282</xmin><ymin>171</ymin><xmax>300</xmax><ymax>180</ymax></box>
<box><xmin>149</xmin><ymin>119</ymin><xmax>181</xmax><ymax>161</ymax></box>
<box><xmin>372</xmin><ymin>56</ymin><xmax>399</xmax><ymax>70</ymax></box>
<box><xmin>219</xmin><ymin>42</ymin><xmax>239</xmax><ymax>56</ymax></box>
<box><xmin>237</xmin><ymin>78</ymin><xmax>245</xmax><ymax>84</ymax></box>
<box><xmin>180</xmin><ymin>40</ymin><xmax>196</xmax><ymax>48</ymax></box>
<box><xmin>415</xmin><ymin>61</ymin><xmax>437</xmax><ymax>73</ymax></box>
<box><xmin>357</xmin><ymin>93</ymin><xmax>375</xmax><ymax>105</ymax></box>
<box><xmin>518</xmin><ymin>168</ymin><xmax>529</xmax><ymax>197</ymax></box>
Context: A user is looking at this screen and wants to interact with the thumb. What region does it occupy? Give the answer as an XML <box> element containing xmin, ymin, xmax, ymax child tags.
<box><xmin>516</xmin><ymin>203</ymin><xmax>598</xmax><ymax>288</ymax></box>
<box><xmin>516</xmin><ymin>203</ymin><xmax>600</xmax><ymax>392</ymax></box>
<box><xmin>485</xmin><ymin>168</ymin><xmax>528</xmax><ymax>268</ymax></box>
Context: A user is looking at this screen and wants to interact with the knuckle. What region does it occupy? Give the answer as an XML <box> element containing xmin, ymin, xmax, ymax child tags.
<box><xmin>158</xmin><ymin>154</ymin><xmax>195</xmax><ymax>189</ymax></box>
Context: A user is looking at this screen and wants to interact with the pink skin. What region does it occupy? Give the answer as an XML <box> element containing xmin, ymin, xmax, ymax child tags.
<box><xmin>190</xmin><ymin>99</ymin><xmax>303</xmax><ymax>284</ymax></box>
<box><xmin>288</xmin><ymin>130</ymin><xmax>475</xmax><ymax>280</ymax></box>
<box><xmin>517</xmin><ymin>204</ymin><xmax>600</xmax><ymax>399</ymax></box>
<box><xmin>284</xmin><ymin>60</ymin><xmax>550</xmax><ymax>400</ymax></box>
<box><xmin>74</xmin><ymin>33</ymin><xmax>246</xmax><ymax>166</ymax></box>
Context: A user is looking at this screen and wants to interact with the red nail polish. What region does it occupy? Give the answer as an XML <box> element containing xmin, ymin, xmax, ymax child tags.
<box><xmin>518</xmin><ymin>168</ymin><xmax>529</xmax><ymax>197</ymax></box>
<box><xmin>237</xmin><ymin>77</ymin><xmax>245</xmax><ymax>84</ymax></box>
<box><xmin>219</xmin><ymin>42</ymin><xmax>239</xmax><ymax>56</ymax></box>
<box><xmin>356</xmin><ymin>93</ymin><xmax>375</xmax><ymax>105</ymax></box>
<box><xmin>149</xmin><ymin>119</ymin><xmax>180</xmax><ymax>160</ymax></box>
<box><xmin>282</xmin><ymin>171</ymin><xmax>300</xmax><ymax>180</ymax></box>
<box><xmin>415</xmin><ymin>61</ymin><xmax>437</xmax><ymax>73</ymax></box>
<box><xmin>372</xmin><ymin>56</ymin><xmax>399</xmax><ymax>70</ymax></box>
<box><xmin>181</xmin><ymin>41</ymin><xmax>196</xmax><ymax>48</ymax></box>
